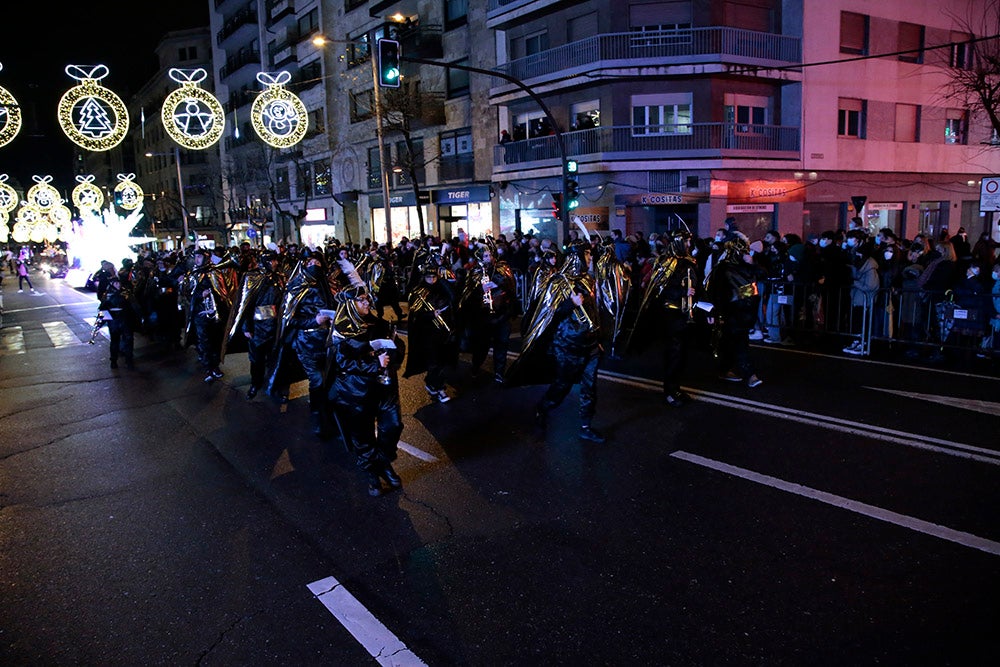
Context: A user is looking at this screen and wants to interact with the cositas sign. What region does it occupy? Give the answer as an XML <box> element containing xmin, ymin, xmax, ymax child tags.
<box><xmin>572</xmin><ymin>207</ymin><xmax>609</xmax><ymax>231</ymax></box>
<box><xmin>725</xmin><ymin>180</ymin><xmax>805</xmax><ymax>203</ymax></box>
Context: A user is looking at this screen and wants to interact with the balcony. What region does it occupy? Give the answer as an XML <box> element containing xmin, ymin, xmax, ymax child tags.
<box><xmin>267</xmin><ymin>0</ymin><xmax>294</xmax><ymax>24</ymax></box>
<box><xmin>492</xmin><ymin>27</ymin><xmax>801</xmax><ymax>100</ymax></box>
<box><xmin>492</xmin><ymin>124</ymin><xmax>801</xmax><ymax>170</ymax></box>
<box><xmin>269</xmin><ymin>41</ymin><xmax>297</xmax><ymax>68</ymax></box>
<box><xmin>486</xmin><ymin>0</ymin><xmax>564</xmax><ymax>30</ymax></box>
<box><xmin>220</xmin><ymin>49</ymin><xmax>261</xmax><ymax>80</ymax></box>
<box><xmin>216</xmin><ymin>4</ymin><xmax>258</xmax><ymax>47</ymax></box>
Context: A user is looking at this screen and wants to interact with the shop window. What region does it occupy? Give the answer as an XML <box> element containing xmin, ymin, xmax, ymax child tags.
<box><xmin>837</xmin><ymin>98</ymin><xmax>865</xmax><ymax>138</ymax></box>
<box><xmin>898</xmin><ymin>22</ymin><xmax>924</xmax><ymax>63</ymax></box>
<box><xmin>894</xmin><ymin>103</ymin><xmax>919</xmax><ymax>142</ymax></box>
<box><xmin>840</xmin><ymin>11</ymin><xmax>868</xmax><ymax>55</ymax></box>
<box><xmin>631</xmin><ymin>93</ymin><xmax>692</xmax><ymax>136</ymax></box>
<box><xmin>945</xmin><ymin>109</ymin><xmax>967</xmax><ymax>145</ymax></box>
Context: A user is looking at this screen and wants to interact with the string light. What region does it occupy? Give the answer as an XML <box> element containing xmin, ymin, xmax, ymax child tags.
<box><xmin>58</xmin><ymin>65</ymin><xmax>129</xmax><ymax>152</ymax></box>
<box><xmin>0</xmin><ymin>174</ymin><xmax>18</xmax><ymax>213</ymax></box>
<box><xmin>251</xmin><ymin>72</ymin><xmax>308</xmax><ymax>148</ymax></box>
<box><xmin>113</xmin><ymin>173</ymin><xmax>144</xmax><ymax>212</ymax></box>
<box><xmin>162</xmin><ymin>68</ymin><xmax>225</xmax><ymax>150</ymax></box>
<box><xmin>0</xmin><ymin>63</ymin><xmax>22</xmax><ymax>149</ymax></box>
<box><xmin>27</xmin><ymin>175</ymin><xmax>61</xmax><ymax>211</ymax></box>
<box><xmin>72</xmin><ymin>175</ymin><xmax>105</xmax><ymax>212</ymax></box>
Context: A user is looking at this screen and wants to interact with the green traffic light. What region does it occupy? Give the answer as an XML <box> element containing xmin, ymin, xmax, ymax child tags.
<box><xmin>568</xmin><ymin>198</ymin><xmax>580</xmax><ymax>210</ymax></box>
<box><xmin>385</xmin><ymin>67</ymin><xmax>399</xmax><ymax>81</ymax></box>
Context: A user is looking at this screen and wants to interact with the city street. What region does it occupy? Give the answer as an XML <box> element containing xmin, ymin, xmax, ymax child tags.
<box><xmin>1</xmin><ymin>270</ymin><xmax>998</xmax><ymax>665</ymax></box>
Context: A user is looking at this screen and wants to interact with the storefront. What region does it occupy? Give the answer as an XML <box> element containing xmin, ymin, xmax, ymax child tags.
<box><xmin>863</xmin><ymin>202</ymin><xmax>905</xmax><ymax>237</ymax></box>
<box><xmin>298</xmin><ymin>207</ymin><xmax>340</xmax><ymax>248</ymax></box>
<box><xmin>614</xmin><ymin>192</ymin><xmax>702</xmax><ymax>238</ymax></box>
<box><xmin>431</xmin><ymin>185</ymin><xmax>493</xmax><ymax>241</ymax></box>
<box><xmin>720</xmin><ymin>179</ymin><xmax>804</xmax><ymax>240</ymax></box>
<box><xmin>370</xmin><ymin>192</ymin><xmax>429</xmax><ymax>246</ymax></box>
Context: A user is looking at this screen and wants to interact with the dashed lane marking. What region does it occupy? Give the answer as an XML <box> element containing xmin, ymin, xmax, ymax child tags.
<box><xmin>0</xmin><ymin>326</ymin><xmax>25</xmax><ymax>355</ymax></box>
<box><xmin>307</xmin><ymin>576</ymin><xmax>428</xmax><ymax>666</ymax></box>
<box><xmin>42</xmin><ymin>321</ymin><xmax>84</xmax><ymax>347</ymax></box>
<box><xmin>671</xmin><ymin>450</ymin><xmax>1000</xmax><ymax>557</ymax></box>
<box><xmin>397</xmin><ymin>440</ymin><xmax>438</xmax><ymax>463</ymax></box>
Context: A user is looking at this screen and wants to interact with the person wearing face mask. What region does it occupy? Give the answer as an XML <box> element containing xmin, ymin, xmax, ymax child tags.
<box><xmin>706</xmin><ymin>237</ymin><xmax>764</xmax><ymax>387</ymax></box>
<box><xmin>951</xmin><ymin>262</ymin><xmax>991</xmax><ymax>346</ymax></box>
<box><xmin>986</xmin><ymin>263</ymin><xmax>1000</xmax><ymax>356</ymax></box>
<box><xmin>815</xmin><ymin>231</ymin><xmax>851</xmax><ymax>333</ymax></box>
<box><xmin>842</xmin><ymin>231</ymin><xmax>880</xmax><ymax>355</ymax></box>
<box><xmin>952</xmin><ymin>227</ymin><xmax>972</xmax><ymax>274</ymax></box>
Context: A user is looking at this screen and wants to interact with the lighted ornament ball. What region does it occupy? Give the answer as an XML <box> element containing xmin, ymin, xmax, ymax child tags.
<box><xmin>113</xmin><ymin>174</ymin><xmax>144</xmax><ymax>211</ymax></box>
<box><xmin>58</xmin><ymin>65</ymin><xmax>129</xmax><ymax>152</ymax></box>
<box><xmin>0</xmin><ymin>175</ymin><xmax>17</xmax><ymax>213</ymax></box>
<box><xmin>0</xmin><ymin>63</ymin><xmax>23</xmax><ymax>149</ymax></box>
<box><xmin>11</xmin><ymin>220</ymin><xmax>31</xmax><ymax>243</ymax></box>
<box><xmin>252</xmin><ymin>72</ymin><xmax>308</xmax><ymax>149</ymax></box>
<box><xmin>162</xmin><ymin>68</ymin><xmax>225</xmax><ymax>150</ymax></box>
<box><xmin>27</xmin><ymin>175</ymin><xmax>61</xmax><ymax>211</ymax></box>
<box><xmin>0</xmin><ymin>222</ymin><xmax>8</xmax><ymax>243</ymax></box>
<box><xmin>72</xmin><ymin>175</ymin><xmax>105</xmax><ymax>212</ymax></box>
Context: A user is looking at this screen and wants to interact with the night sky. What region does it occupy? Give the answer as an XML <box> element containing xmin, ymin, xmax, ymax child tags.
<box><xmin>0</xmin><ymin>0</ymin><xmax>209</xmax><ymax>194</ymax></box>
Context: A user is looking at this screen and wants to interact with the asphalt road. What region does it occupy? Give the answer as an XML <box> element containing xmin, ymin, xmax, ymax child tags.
<box><xmin>1</xmin><ymin>270</ymin><xmax>998</xmax><ymax>665</ymax></box>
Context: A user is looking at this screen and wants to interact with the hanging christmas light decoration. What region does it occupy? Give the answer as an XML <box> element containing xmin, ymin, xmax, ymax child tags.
<box><xmin>251</xmin><ymin>72</ymin><xmax>308</xmax><ymax>148</ymax></box>
<box><xmin>0</xmin><ymin>63</ymin><xmax>22</xmax><ymax>149</ymax></box>
<box><xmin>0</xmin><ymin>174</ymin><xmax>18</xmax><ymax>213</ymax></box>
<box><xmin>113</xmin><ymin>173</ymin><xmax>144</xmax><ymax>211</ymax></box>
<box><xmin>26</xmin><ymin>175</ymin><xmax>61</xmax><ymax>211</ymax></box>
<box><xmin>72</xmin><ymin>174</ymin><xmax>105</xmax><ymax>213</ymax></box>
<box><xmin>162</xmin><ymin>68</ymin><xmax>225</xmax><ymax>150</ymax></box>
<box><xmin>0</xmin><ymin>218</ymin><xmax>9</xmax><ymax>243</ymax></box>
<box><xmin>12</xmin><ymin>203</ymin><xmax>40</xmax><ymax>243</ymax></box>
<box><xmin>58</xmin><ymin>65</ymin><xmax>129</xmax><ymax>151</ymax></box>
<box><xmin>49</xmin><ymin>204</ymin><xmax>73</xmax><ymax>241</ymax></box>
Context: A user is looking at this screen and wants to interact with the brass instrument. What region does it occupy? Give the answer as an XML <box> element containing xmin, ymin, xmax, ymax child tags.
<box><xmin>87</xmin><ymin>311</ymin><xmax>106</xmax><ymax>344</ymax></box>
<box><xmin>378</xmin><ymin>323</ymin><xmax>397</xmax><ymax>386</ymax></box>
<box><xmin>202</xmin><ymin>288</ymin><xmax>220</xmax><ymax>321</ymax></box>
<box><xmin>683</xmin><ymin>268</ymin><xmax>695</xmax><ymax>322</ymax></box>
<box><xmin>412</xmin><ymin>292</ymin><xmax>451</xmax><ymax>334</ymax></box>
<box><xmin>481</xmin><ymin>271</ymin><xmax>495</xmax><ymax>313</ymax></box>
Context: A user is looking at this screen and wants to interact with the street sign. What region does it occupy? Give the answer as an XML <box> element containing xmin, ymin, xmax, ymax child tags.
<box><xmin>980</xmin><ymin>177</ymin><xmax>1000</xmax><ymax>212</ymax></box>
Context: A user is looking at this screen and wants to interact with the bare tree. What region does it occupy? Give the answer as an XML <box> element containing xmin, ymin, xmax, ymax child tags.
<box><xmin>944</xmin><ymin>1</ymin><xmax>1000</xmax><ymax>144</ymax></box>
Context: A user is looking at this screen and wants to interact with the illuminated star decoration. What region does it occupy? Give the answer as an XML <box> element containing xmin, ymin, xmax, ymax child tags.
<box><xmin>64</xmin><ymin>206</ymin><xmax>154</xmax><ymax>288</ymax></box>
<box><xmin>113</xmin><ymin>173</ymin><xmax>144</xmax><ymax>212</ymax></box>
<box><xmin>251</xmin><ymin>71</ymin><xmax>308</xmax><ymax>148</ymax></box>
<box><xmin>0</xmin><ymin>63</ymin><xmax>23</xmax><ymax>148</ymax></box>
<box><xmin>58</xmin><ymin>65</ymin><xmax>129</xmax><ymax>152</ymax></box>
<box><xmin>72</xmin><ymin>174</ymin><xmax>105</xmax><ymax>213</ymax></box>
<box><xmin>162</xmin><ymin>68</ymin><xmax>225</xmax><ymax>150</ymax></box>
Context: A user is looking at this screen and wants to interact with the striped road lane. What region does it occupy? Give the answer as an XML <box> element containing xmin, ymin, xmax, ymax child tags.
<box><xmin>42</xmin><ymin>321</ymin><xmax>85</xmax><ymax>347</ymax></box>
<box><xmin>1</xmin><ymin>326</ymin><xmax>25</xmax><ymax>355</ymax></box>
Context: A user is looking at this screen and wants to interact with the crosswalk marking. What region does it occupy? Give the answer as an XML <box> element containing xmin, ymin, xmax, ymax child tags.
<box><xmin>42</xmin><ymin>321</ymin><xmax>84</xmax><ymax>348</ymax></box>
<box><xmin>1</xmin><ymin>326</ymin><xmax>25</xmax><ymax>355</ymax></box>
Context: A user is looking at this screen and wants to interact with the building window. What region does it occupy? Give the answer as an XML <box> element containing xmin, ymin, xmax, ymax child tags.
<box><xmin>298</xmin><ymin>7</ymin><xmax>319</xmax><ymax>40</ymax></box>
<box><xmin>513</xmin><ymin>111</ymin><xmax>550</xmax><ymax>140</ymax></box>
<box><xmin>313</xmin><ymin>159</ymin><xmax>331</xmax><ymax>196</ymax></box>
<box><xmin>724</xmin><ymin>94</ymin><xmax>768</xmax><ymax>132</ymax></box>
<box><xmin>445</xmin><ymin>0</ymin><xmax>468</xmax><ymax>31</ymax></box>
<box><xmin>898</xmin><ymin>22</ymin><xmax>924</xmax><ymax>63</ymax></box>
<box><xmin>345</xmin><ymin>0</ymin><xmax>365</xmax><ymax>11</ymax></box>
<box><xmin>367</xmin><ymin>145</ymin><xmax>382</xmax><ymax>190</ymax></box>
<box><xmin>945</xmin><ymin>109</ymin><xmax>967</xmax><ymax>144</ymax></box>
<box><xmin>524</xmin><ymin>31</ymin><xmax>549</xmax><ymax>56</ymax></box>
<box><xmin>309</xmin><ymin>109</ymin><xmax>325</xmax><ymax>135</ymax></box>
<box><xmin>394</xmin><ymin>138</ymin><xmax>425</xmax><ymax>187</ymax></box>
<box><xmin>894</xmin><ymin>104</ymin><xmax>919</xmax><ymax>142</ymax></box>
<box><xmin>447</xmin><ymin>58</ymin><xmax>470</xmax><ymax>98</ymax></box>
<box><xmin>275</xmin><ymin>167</ymin><xmax>290</xmax><ymax>200</ymax></box>
<box><xmin>570</xmin><ymin>101</ymin><xmax>600</xmax><ymax>131</ymax></box>
<box><xmin>837</xmin><ymin>98</ymin><xmax>865</xmax><ymax>138</ymax></box>
<box><xmin>296</xmin><ymin>162</ymin><xmax>313</xmax><ymax>198</ymax></box>
<box><xmin>439</xmin><ymin>128</ymin><xmax>473</xmax><ymax>181</ymax></box>
<box><xmin>631</xmin><ymin>93</ymin><xmax>692</xmax><ymax>135</ymax></box>
<box><xmin>178</xmin><ymin>46</ymin><xmax>198</xmax><ymax>61</ymax></box>
<box><xmin>840</xmin><ymin>11</ymin><xmax>868</xmax><ymax>55</ymax></box>
<box><xmin>347</xmin><ymin>31</ymin><xmax>370</xmax><ymax>68</ymax></box>
<box><xmin>350</xmin><ymin>90</ymin><xmax>374</xmax><ymax>123</ymax></box>
<box><xmin>951</xmin><ymin>32</ymin><xmax>974</xmax><ymax>69</ymax></box>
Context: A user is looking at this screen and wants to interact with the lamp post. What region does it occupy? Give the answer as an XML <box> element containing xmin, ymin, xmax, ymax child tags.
<box><xmin>144</xmin><ymin>146</ymin><xmax>188</xmax><ymax>248</ymax></box>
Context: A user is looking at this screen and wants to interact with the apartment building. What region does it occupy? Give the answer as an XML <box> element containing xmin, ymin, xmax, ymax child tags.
<box><xmin>129</xmin><ymin>29</ymin><xmax>222</xmax><ymax>249</ymax></box>
<box><xmin>489</xmin><ymin>0</ymin><xmax>999</xmax><ymax>243</ymax></box>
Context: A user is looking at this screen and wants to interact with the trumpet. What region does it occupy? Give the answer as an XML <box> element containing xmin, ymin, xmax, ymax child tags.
<box><xmin>481</xmin><ymin>272</ymin><xmax>495</xmax><ymax>313</ymax></box>
<box><xmin>88</xmin><ymin>311</ymin><xmax>106</xmax><ymax>344</ymax></box>
<box><xmin>683</xmin><ymin>268</ymin><xmax>695</xmax><ymax>322</ymax></box>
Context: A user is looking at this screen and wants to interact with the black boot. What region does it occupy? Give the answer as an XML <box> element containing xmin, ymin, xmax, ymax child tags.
<box><xmin>366</xmin><ymin>472</ymin><xmax>383</xmax><ymax>497</ymax></box>
<box><xmin>308</xmin><ymin>388</ymin><xmax>331</xmax><ymax>438</ymax></box>
<box><xmin>381</xmin><ymin>464</ymin><xmax>402</xmax><ymax>489</ymax></box>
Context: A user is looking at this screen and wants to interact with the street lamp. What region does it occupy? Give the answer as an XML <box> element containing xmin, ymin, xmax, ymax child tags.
<box><xmin>144</xmin><ymin>146</ymin><xmax>189</xmax><ymax>247</ymax></box>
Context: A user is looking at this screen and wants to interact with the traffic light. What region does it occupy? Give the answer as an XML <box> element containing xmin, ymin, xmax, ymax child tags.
<box><xmin>565</xmin><ymin>176</ymin><xmax>580</xmax><ymax>210</ymax></box>
<box><xmin>377</xmin><ymin>39</ymin><xmax>401</xmax><ymax>88</ymax></box>
<box><xmin>551</xmin><ymin>193</ymin><xmax>563</xmax><ymax>219</ymax></box>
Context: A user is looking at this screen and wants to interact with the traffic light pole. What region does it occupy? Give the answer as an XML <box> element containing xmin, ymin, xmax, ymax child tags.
<box><xmin>400</xmin><ymin>55</ymin><xmax>574</xmax><ymax>243</ymax></box>
<box><xmin>371</xmin><ymin>52</ymin><xmax>393</xmax><ymax>245</ymax></box>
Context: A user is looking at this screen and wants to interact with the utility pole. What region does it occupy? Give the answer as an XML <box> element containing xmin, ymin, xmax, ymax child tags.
<box><xmin>371</xmin><ymin>50</ymin><xmax>393</xmax><ymax>245</ymax></box>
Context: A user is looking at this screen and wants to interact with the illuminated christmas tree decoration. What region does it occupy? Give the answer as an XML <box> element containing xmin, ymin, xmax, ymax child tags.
<box><xmin>162</xmin><ymin>68</ymin><xmax>225</xmax><ymax>150</ymax></box>
<box><xmin>58</xmin><ymin>65</ymin><xmax>129</xmax><ymax>151</ymax></box>
<box><xmin>72</xmin><ymin>174</ymin><xmax>105</xmax><ymax>212</ymax></box>
<box><xmin>27</xmin><ymin>175</ymin><xmax>61</xmax><ymax>211</ymax></box>
<box><xmin>0</xmin><ymin>63</ymin><xmax>23</xmax><ymax>149</ymax></box>
<box><xmin>113</xmin><ymin>173</ymin><xmax>144</xmax><ymax>211</ymax></box>
<box><xmin>0</xmin><ymin>174</ymin><xmax>18</xmax><ymax>213</ymax></box>
<box><xmin>251</xmin><ymin>72</ymin><xmax>308</xmax><ymax>148</ymax></box>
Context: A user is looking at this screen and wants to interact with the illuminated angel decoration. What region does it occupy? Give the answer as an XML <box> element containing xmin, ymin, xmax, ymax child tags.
<box><xmin>162</xmin><ymin>68</ymin><xmax>225</xmax><ymax>150</ymax></box>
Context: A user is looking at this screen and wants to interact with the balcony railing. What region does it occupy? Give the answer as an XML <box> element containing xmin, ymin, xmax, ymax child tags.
<box><xmin>216</xmin><ymin>4</ymin><xmax>258</xmax><ymax>47</ymax></box>
<box><xmin>220</xmin><ymin>49</ymin><xmax>261</xmax><ymax>80</ymax></box>
<box><xmin>493</xmin><ymin>124</ymin><xmax>801</xmax><ymax>167</ymax></box>
<box><xmin>495</xmin><ymin>27</ymin><xmax>801</xmax><ymax>83</ymax></box>
<box><xmin>268</xmin><ymin>0</ymin><xmax>294</xmax><ymax>23</ymax></box>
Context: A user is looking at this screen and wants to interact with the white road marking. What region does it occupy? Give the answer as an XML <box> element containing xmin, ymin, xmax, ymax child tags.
<box><xmin>42</xmin><ymin>321</ymin><xmax>83</xmax><ymax>347</ymax></box>
<box><xmin>597</xmin><ymin>369</ymin><xmax>1000</xmax><ymax>467</ymax></box>
<box><xmin>307</xmin><ymin>576</ymin><xmax>427</xmax><ymax>666</ymax></box>
<box><xmin>1</xmin><ymin>326</ymin><xmax>25</xmax><ymax>355</ymax></box>
<box><xmin>671</xmin><ymin>450</ymin><xmax>1000</xmax><ymax>557</ymax></box>
<box><xmin>4</xmin><ymin>301</ymin><xmax>98</xmax><ymax>314</ymax></box>
<box><xmin>398</xmin><ymin>440</ymin><xmax>438</xmax><ymax>463</ymax></box>
<box><xmin>864</xmin><ymin>386</ymin><xmax>1000</xmax><ymax>418</ymax></box>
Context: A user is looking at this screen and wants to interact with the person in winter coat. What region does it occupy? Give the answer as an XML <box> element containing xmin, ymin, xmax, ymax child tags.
<box><xmin>323</xmin><ymin>286</ymin><xmax>406</xmax><ymax>497</ymax></box>
<box><xmin>706</xmin><ymin>236</ymin><xmax>764</xmax><ymax>388</ymax></box>
<box><xmin>100</xmin><ymin>275</ymin><xmax>137</xmax><ymax>369</ymax></box>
